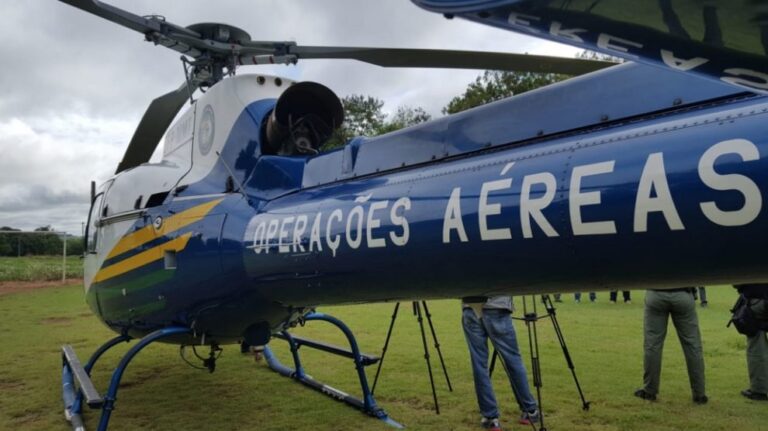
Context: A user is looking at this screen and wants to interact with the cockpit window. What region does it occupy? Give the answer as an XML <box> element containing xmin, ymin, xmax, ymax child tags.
<box><xmin>85</xmin><ymin>192</ymin><xmax>104</xmax><ymax>253</ymax></box>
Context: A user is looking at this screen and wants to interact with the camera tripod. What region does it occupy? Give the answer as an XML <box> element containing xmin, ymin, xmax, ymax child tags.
<box><xmin>371</xmin><ymin>301</ymin><xmax>453</xmax><ymax>414</ymax></box>
<box><xmin>490</xmin><ymin>294</ymin><xmax>590</xmax><ymax>431</ymax></box>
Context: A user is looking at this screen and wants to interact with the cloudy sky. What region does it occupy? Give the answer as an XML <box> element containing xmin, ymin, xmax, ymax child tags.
<box><xmin>0</xmin><ymin>0</ymin><xmax>577</xmax><ymax>235</ymax></box>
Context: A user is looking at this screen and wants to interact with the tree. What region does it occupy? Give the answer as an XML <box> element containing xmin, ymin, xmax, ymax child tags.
<box><xmin>324</xmin><ymin>95</ymin><xmax>385</xmax><ymax>150</ymax></box>
<box><xmin>576</xmin><ymin>49</ymin><xmax>624</xmax><ymax>63</ymax></box>
<box><xmin>66</xmin><ymin>237</ymin><xmax>84</xmax><ymax>256</ymax></box>
<box><xmin>442</xmin><ymin>70</ymin><xmax>567</xmax><ymax>115</ymax></box>
<box><xmin>343</xmin><ymin>95</ymin><xmax>387</xmax><ymax>136</ymax></box>
<box><xmin>443</xmin><ymin>50</ymin><xmax>622</xmax><ymax>115</ymax></box>
<box><xmin>0</xmin><ymin>237</ymin><xmax>10</xmax><ymax>255</ymax></box>
<box><xmin>377</xmin><ymin>106</ymin><xmax>432</xmax><ymax>134</ymax></box>
<box><xmin>323</xmin><ymin>95</ymin><xmax>431</xmax><ymax>150</ymax></box>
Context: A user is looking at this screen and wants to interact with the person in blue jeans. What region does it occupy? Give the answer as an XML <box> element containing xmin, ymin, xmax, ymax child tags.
<box><xmin>462</xmin><ymin>296</ymin><xmax>539</xmax><ymax>430</ymax></box>
<box><xmin>575</xmin><ymin>292</ymin><xmax>596</xmax><ymax>303</ymax></box>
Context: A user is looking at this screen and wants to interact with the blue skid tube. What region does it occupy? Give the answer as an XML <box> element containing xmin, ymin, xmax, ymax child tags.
<box><xmin>60</xmin><ymin>327</ymin><xmax>190</xmax><ymax>431</ymax></box>
<box><xmin>62</xmin><ymin>365</ymin><xmax>85</xmax><ymax>431</ymax></box>
<box><xmin>263</xmin><ymin>312</ymin><xmax>404</xmax><ymax>429</ymax></box>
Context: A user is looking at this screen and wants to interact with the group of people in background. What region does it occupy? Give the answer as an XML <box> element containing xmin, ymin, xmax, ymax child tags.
<box><xmin>553</xmin><ymin>288</ymin><xmax>709</xmax><ymax>306</ymax></box>
<box><xmin>635</xmin><ymin>284</ymin><xmax>768</xmax><ymax>405</ymax></box>
<box><xmin>461</xmin><ymin>285</ymin><xmax>768</xmax><ymax>431</ymax></box>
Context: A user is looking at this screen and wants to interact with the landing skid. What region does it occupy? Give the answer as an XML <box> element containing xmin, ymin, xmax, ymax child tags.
<box><xmin>264</xmin><ymin>312</ymin><xmax>404</xmax><ymax>429</ymax></box>
<box><xmin>61</xmin><ymin>326</ymin><xmax>191</xmax><ymax>431</ymax></box>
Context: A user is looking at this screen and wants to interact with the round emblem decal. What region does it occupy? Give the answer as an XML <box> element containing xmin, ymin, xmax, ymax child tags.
<box><xmin>198</xmin><ymin>104</ymin><xmax>215</xmax><ymax>156</ymax></box>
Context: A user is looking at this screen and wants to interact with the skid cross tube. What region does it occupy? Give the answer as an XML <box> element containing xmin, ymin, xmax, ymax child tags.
<box><xmin>264</xmin><ymin>312</ymin><xmax>403</xmax><ymax>429</ymax></box>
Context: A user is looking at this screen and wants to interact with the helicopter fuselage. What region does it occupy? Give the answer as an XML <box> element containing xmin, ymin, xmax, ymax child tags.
<box><xmin>84</xmin><ymin>64</ymin><xmax>768</xmax><ymax>345</ymax></box>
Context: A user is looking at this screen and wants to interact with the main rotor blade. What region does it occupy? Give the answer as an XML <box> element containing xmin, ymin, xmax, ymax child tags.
<box><xmin>290</xmin><ymin>46</ymin><xmax>614</xmax><ymax>75</ymax></box>
<box><xmin>60</xmin><ymin>0</ymin><xmax>207</xmax><ymax>58</ymax></box>
<box><xmin>117</xmin><ymin>82</ymin><xmax>192</xmax><ymax>174</ymax></box>
<box><xmin>58</xmin><ymin>0</ymin><xmax>202</xmax><ymax>50</ymax></box>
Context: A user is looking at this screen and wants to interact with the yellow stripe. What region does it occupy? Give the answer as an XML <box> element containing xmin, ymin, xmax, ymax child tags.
<box><xmin>94</xmin><ymin>232</ymin><xmax>193</xmax><ymax>283</ymax></box>
<box><xmin>107</xmin><ymin>198</ymin><xmax>223</xmax><ymax>259</ymax></box>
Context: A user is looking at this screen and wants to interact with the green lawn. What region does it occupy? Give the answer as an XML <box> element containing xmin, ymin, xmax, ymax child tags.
<box><xmin>0</xmin><ymin>256</ymin><xmax>83</xmax><ymax>282</ymax></box>
<box><xmin>0</xmin><ymin>285</ymin><xmax>765</xmax><ymax>430</ymax></box>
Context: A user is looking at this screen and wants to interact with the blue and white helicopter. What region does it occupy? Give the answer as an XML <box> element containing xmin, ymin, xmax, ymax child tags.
<box><xmin>59</xmin><ymin>0</ymin><xmax>768</xmax><ymax>429</ymax></box>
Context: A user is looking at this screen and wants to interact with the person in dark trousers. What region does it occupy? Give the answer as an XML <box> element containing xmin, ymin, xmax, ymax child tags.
<box><xmin>575</xmin><ymin>292</ymin><xmax>596</xmax><ymax>303</ymax></box>
<box><xmin>552</xmin><ymin>293</ymin><xmax>596</xmax><ymax>303</ymax></box>
<box><xmin>693</xmin><ymin>286</ymin><xmax>708</xmax><ymax>307</ymax></box>
<box><xmin>734</xmin><ymin>284</ymin><xmax>768</xmax><ymax>401</ymax></box>
<box><xmin>634</xmin><ymin>288</ymin><xmax>708</xmax><ymax>404</ymax></box>
<box><xmin>610</xmin><ymin>290</ymin><xmax>631</xmax><ymax>304</ymax></box>
<box><xmin>462</xmin><ymin>296</ymin><xmax>539</xmax><ymax>430</ymax></box>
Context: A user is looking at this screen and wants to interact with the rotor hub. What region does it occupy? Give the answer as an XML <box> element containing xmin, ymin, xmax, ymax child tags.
<box><xmin>186</xmin><ymin>23</ymin><xmax>252</xmax><ymax>45</ymax></box>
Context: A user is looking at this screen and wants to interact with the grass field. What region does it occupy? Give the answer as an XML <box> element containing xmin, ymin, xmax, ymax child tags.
<box><xmin>0</xmin><ymin>256</ymin><xmax>83</xmax><ymax>282</ymax></box>
<box><xmin>1</xmin><ymin>285</ymin><xmax>766</xmax><ymax>431</ymax></box>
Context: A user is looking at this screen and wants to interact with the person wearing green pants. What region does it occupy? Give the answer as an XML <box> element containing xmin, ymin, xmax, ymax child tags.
<box><xmin>634</xmin><ymin>288</ymin><xmax>708</xmax><ymax>404</ymax></box>
<box><xmin>734</xmin><ymin>284</ymin><xmax>768</xmax><ymax>401</ymax></box>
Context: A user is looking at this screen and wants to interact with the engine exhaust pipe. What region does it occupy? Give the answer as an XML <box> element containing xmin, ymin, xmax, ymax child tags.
<box><xmin>264</xmin><ymin>81</ymin><xmax>344</xmax><ymax>155</ymax></box>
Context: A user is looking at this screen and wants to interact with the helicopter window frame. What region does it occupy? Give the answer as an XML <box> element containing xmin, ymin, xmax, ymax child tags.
<box><xmin>85</xmin><ymin>191</ymin><xmax>105</xmax><ymax>254</ymax></box>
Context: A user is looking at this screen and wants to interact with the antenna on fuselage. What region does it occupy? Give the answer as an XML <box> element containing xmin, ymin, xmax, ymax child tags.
<box><xmin>215</xmin><ymin>151</ymin><xmax>247</xmax><ymax>200</ymax></box>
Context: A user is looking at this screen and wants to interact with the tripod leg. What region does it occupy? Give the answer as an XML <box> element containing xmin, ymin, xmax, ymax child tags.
<box><xmin>414</xmin><ymin>301</ymin><xmax>440</xmax><ymax>414</ymax></box>
<box><xmin>542</xmin><ymin>295</ymin><xmax>591</xmax><ymax>411</ymax></box>
<box><xmin>421</xmin><ymin>301</ymin><xmax>453</xmax><ymax>392</ymax></box>
<box><xmin>524</xmin><ymin>296</ymin><xmax>544</xmax><ymax>431</ymax></box>
<box><xmin>372</xmin><ymin>302</ymin><xmax>400</xmax><ymax>395</ymax></box>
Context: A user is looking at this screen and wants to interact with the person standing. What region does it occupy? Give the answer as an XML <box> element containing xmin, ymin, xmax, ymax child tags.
<box><xmin>610</xmin><ymin>290</ymin><xmax>631</xmax><ymax>304</ymax></box>
<box><xmin>462</xmin><ymin>296</ymin><xmax>539</xmax><ymax>430</ymax></box>
<box><xmin>634</xmin><ymin>288</ymin><xmax>708</xmax><ymax>404</ymax></box>
<box><xmin>693</xmin><ymin>286</ymin><xmax>708</xmax><ymax>307</ymax></box>
<box><xmin>575</xmin><ymin>292</ymin><xmax>596</xmax><ymax>303</ymax></box>
<box><xmin>734</xmin><ymin>284</ymin><xmax>768</xmax><ymax>401</ymax></box>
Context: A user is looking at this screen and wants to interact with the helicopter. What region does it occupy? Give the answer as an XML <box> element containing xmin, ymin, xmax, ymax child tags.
<box><xmin>57</xmin><ymin>0</ymin><xmax>768</xmax><ymax>430</ymax></box>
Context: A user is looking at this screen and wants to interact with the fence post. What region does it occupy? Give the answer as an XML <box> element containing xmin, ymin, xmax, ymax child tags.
<box><xmin>62</xmin><ymin>232</ymin><xmax>67</xmax><ymax>283</ymax></box>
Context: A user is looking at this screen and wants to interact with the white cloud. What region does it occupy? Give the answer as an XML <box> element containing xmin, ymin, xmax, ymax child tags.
<box><xmin>0</xmin><ymin>115</ymin><xmax>131</xmax><ymax>233</ymax></box>
<box><xmin>0</xmin><ymin>0</ymin><xmax>578</xmax><ymax>234</ymax></box>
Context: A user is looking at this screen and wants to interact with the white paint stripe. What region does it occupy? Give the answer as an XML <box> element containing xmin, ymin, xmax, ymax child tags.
<box><xmin>501</xmin><ymin>162</ymin><xmax>515</xmax><ymax>175</ymax></box>
<box><xmin>174</xmin><ymin>193</ymin><xmax>229</xmax><ymax>202</ymax></box>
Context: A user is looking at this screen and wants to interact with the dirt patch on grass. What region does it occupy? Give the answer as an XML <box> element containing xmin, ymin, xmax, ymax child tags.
<box><xmin>0</xmin><ymin>378</ymin><xmax>25</xmax><ymax>391</ymax></box>
<box><xmin>120</xmin><ymin>366</ymin><xmax>165</xmax><ymax>389</ymax></box>
<box><xmin>9</xmin><ymin>409</ymin><xmax>45</xmax><ymax>426</ymax></box>
<box><xmin>0</xmin><ymin>279</ymin><xmax>82</xmax><ymax>296</ymax></box>
<box><xmin>40</xmin><ymin>316</ymin><xmax>75</xmax><ymax>325</ymax></box>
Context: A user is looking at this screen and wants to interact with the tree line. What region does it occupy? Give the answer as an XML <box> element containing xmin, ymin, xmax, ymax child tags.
<box><xmin>322</xmin><ymin>69</ymin><xmax>569</xmax><ymax>150</ymax></box>
<box><xmin>0</xmin><ymin>226</ymin><xmax>84</xmax><ymax>257</ymax></box>
<box><xmin>323</xmin><ymin>50</ymin><xmax>620</xmax><ymax>150</ymax></box>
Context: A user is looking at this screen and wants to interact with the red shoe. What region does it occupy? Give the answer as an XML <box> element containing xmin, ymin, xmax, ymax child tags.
<box><xmin>519</xmin><ymin>409</ymin><xmax>540</xmax><ymax>425</ymax></box>
<box><xmin>481</xmin><ymin>417</ymin><xmax>502</xmax><ymax>431</ymax></box>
